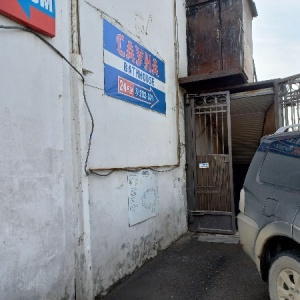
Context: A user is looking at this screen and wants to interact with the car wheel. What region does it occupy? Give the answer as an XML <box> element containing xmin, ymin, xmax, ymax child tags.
<box><xmin>269</xmin><ymin>251</ymin><xmax>300</xmax><ymax>300</ymax></box>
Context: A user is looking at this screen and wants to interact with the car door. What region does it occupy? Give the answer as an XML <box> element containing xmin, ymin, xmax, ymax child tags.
<box><xmin>258</xmin><ymin>135</ymin><xmax>300</xmax><ymax>229</ymax></box>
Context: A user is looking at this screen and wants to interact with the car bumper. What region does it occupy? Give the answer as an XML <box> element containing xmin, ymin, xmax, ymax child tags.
<box><xmin>237</xmin><ymin>213</ymin><xmax>259</xmax><ymax>264</ymax></box>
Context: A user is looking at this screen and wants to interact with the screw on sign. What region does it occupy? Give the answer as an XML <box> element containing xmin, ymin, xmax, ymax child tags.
<box><xmin>0</xmin><ymin>0</ymin><xmax>56</xmax><ymax>37</ymax></box>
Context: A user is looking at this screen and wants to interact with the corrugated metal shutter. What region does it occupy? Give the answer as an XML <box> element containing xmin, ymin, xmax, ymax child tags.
<box><xmin>227</xmin><ymin>88</ymin><xmax>274</xmax><ymax>164</ymax></box>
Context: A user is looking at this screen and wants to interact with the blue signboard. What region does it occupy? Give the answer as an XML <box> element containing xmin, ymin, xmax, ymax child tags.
<box><xmin>103</xmin><ymin>20</ymin><xmax>166</xmax><ymax>114</ymax></box>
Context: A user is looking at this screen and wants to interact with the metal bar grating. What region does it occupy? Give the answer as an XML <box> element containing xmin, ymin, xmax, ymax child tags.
<box><xmin>276</xmin><ymin>74</ymin><xmax>300</xmax><ymax>130</ymax></box>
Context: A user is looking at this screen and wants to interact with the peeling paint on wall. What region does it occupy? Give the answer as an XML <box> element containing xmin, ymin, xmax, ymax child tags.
<box><xmin>128</xmin><ymin>170</ymin><xmax>158</xmax><ymax>226</ymax></box>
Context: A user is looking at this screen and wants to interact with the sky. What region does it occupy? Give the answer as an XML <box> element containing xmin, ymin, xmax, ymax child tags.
<box><xmin>252</xmin><ymin>0</ymin><xmax>300</xmax><ymax>81</ymax></box>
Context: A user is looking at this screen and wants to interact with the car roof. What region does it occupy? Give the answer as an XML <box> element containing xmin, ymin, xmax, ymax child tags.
<box><xmin>262</xmin><ymin>130</ymin><xmax>300</xmax><ymax>143</ymax></box>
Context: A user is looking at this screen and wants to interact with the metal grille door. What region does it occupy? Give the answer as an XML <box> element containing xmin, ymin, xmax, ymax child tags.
<box><xmin>185</xmin><ymin>92</ymin><xmax>235</xmax><ymax>234</ymax></box>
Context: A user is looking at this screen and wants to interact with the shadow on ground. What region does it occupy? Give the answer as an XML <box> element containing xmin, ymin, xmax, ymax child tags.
<box><xmin>101</xmin><ymin>233</ymin><xmax>269</xmax><ymax>300</ymax></box>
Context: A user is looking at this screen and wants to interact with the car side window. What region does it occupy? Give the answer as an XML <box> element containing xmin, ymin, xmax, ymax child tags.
<box><xmin>259</xmin><ymin>137</ymin><xmax>300</xmax><ymax>191</ymax></box>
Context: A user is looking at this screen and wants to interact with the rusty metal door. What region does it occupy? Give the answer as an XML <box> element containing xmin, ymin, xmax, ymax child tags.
<box><xmin>274</xmin><ymin>73</ymin><xmax>300</xmax><ymax>129</ymax></box>
<box><xmin>185</xmin><ymin>92</ymin><xmax>235</xmax><ymax>234</ymax></box>
<box><xmin>186</xmin><ymin>0</ymin><xmax>222</xmax><ymax>76</ymax></box>
<box><xmin>186</xmin><ymin>0</ymin><xmax>247</xmax><ymax>78</ymax></box>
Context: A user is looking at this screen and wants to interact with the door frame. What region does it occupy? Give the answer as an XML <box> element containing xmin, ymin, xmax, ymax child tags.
<box><xmin>185</xmin><ymin>91</ymin><xmax>236</xmax><ymax>234</ymax></box>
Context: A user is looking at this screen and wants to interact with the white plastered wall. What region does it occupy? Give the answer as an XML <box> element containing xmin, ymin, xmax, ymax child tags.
<box><xmin>78</xmin><ymin>0</ymin><xmax>188</xmax><ymax>296</ymax></box>
<box><xmin>0</xmin><ymin>2</ymin><xmax>77</xmax><ymax>299</ymax></box>
<box><xmin>0</xmin><ymin>0</ymin><xmax>188</xmax><ymax>298</ymax></box>
<box><xmin>81</xmin><ymin>0</ymin><xmax>186</xmax><ymax>169</ymax></box>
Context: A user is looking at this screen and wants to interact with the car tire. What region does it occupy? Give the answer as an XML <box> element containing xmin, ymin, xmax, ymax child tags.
<box><xmin>269</xmin><ymin>251</ymin><xmax>300</xmax><ymax>300</ymax></box>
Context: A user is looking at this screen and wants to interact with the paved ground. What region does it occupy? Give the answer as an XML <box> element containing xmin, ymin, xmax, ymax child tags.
<box><xmin>100</xmin><ymin>233</ymin><xmax>270</xmax><ymax>300</ymax></box>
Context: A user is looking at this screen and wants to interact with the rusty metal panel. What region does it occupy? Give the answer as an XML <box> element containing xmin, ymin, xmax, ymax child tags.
<box><xmin>186</xmin><ymin>0</ymin><xmax>222</xmax><ymax>76</ymax></box>
<box><xmin>220</xmin><ymin>0</ymin><xmax>243</xmax><ymax>71</ymax></box>
<box><xmin>186</xmin><ymin>0</ymin><xmax>256</xmax><ymax>84</ymax></box>
<box><xmin>242</xmin><ymin>0</ymin><xmax>255</xmax><ymax>82</ymax></box>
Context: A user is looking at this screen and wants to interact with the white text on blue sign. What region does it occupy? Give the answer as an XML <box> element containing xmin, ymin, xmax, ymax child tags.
<box><xmin>103</xmin><ymin>20</ymin><xmax>166</xmax><ymax>114</ymax></box>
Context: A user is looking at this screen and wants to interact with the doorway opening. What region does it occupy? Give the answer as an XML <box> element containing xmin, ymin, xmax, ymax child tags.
<box><xmin>185</xmin><ymin>84</ymin><xmax>276</xmax><ymax>234</ymax></box>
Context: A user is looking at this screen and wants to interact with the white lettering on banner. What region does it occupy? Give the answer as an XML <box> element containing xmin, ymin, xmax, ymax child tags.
<box><xmin>124</xmin><ymin>62</ymin><xmax>155</xmax><ymax>87</ymax></box>
<box><xmin>104</xmin><ymin>50</ymin><xmax>165</xmax><ymax>92</ymax></box>
<box><xmin>31</xmin><ymin>0</ymin><xmax>53</xmax><ymax>12</ymax></box>
<box><xmin>40</xmin><ymin>0</ymin><xmax>53</xmax><ymax>12</ymax></box>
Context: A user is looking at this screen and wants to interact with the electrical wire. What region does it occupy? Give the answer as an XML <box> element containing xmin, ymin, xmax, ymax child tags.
<box><xmin>150</xmin><ymin>166</ymin><xmax>178</xmax><ymax>173</ymax></box>
<box><xmin>0</xmin><ymin>25</ymin><xmax>94</xmax><ymax>176</ymax></box>
<box><xmin>0</xmin><ymin>25</ymin><xmax>180</xmax><ymax>177</ymax></box>
<box><xmin>89</xmin><ymin>165</ymin><xmax>178</xmax><ymax>176</ymax></box>
<box><xmin>89</xmin><ymin>170</ymin><xmax>116</xmax><ymax>177</ymax></box>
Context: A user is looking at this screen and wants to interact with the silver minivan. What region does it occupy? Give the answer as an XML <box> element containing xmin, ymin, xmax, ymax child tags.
<box><xmin>238</xmin><ymin>125</ymin><xmax>300</xmax><ymax>300</ymax></box>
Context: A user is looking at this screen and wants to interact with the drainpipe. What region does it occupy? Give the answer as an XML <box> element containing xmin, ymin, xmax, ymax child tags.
<box><xmin>71</xmin><ymin>0</ymin><xmax>93</xmax><ymax>299</ymax></box>
<box><xmin>173</xmin><ymin>0</ymin><xmax>181</xmax><ymax>165</ymax></box>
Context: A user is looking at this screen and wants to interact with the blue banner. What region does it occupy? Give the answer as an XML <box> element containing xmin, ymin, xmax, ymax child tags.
<box><xmin>103</xmin><ymin>19</ymin><xmax>166</xmax><ymax>114</ymax></box>
<box><xmin>18</xmin><ymin>0</ymin><xmax>55</xmax><ymax>18</ymax></box>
